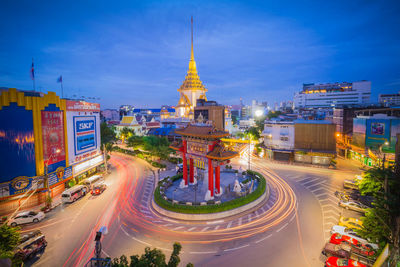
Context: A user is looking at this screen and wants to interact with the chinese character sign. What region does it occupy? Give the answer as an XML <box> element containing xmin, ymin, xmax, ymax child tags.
<box><xmin>41</xmin><ymin>111</ymin><xmax>66</xmax><ymax>166</ymax></box>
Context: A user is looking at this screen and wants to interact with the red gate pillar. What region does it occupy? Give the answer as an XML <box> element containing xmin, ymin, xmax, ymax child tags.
<box><xmin>215</xmin><ymin>165</ymin><xmax>220</xmax><ymax>195</ymax></box>
<box><xmin>182</xmin><ymin>140</ymin><xmax>188</xmax><ymax>186</ymax></box>
<box><xmin>208</xmin><ymin>158</ymin><xmax>214</xmax><ymax>197</ymax></box>
<box><xmin>189</xmin><ymin>158</ymin><xmax>194</xmax><ymax>184</ymax></box>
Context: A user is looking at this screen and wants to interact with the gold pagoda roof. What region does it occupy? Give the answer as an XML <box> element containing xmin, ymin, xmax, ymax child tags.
<box><xmin>177</xmin><ymin>18</ymin><xmax>207</xmax><ymax>96</ymax></box>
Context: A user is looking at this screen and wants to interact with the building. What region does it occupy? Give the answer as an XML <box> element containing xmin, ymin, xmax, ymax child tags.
<box><xmin>379</xmin><ymin>92</ymin><xmax>400</xmax><ymax>107</ymax></box>
<box><xmin>0</xmin><ymin>88</ymin><xmax>104</xmax><ymax>213</ymax></box>
<box><xmin>194</xmin><ymin>99</ymin><xmax>225</xmax><ymax>130</ymax></box>
<box><xmin>261</xmin><ymin>119</ymin><xmax>336</xmax><ymax>165</ymax></box>
<box><xmin>101</xmin><ymin>109</ymin><xmax>119</xmax><ymax>122</ymax></box>
<box><xmin>119</xmin><ymin>105</ymin><xmax>134</xmax><ymax>119</ymax></box>
<box><xmin>176</xmin><ymin>18</ymin><xmax>207</xmax><ymax>119</ymax></box>
<box><xmin>261</xmin><ymin>121</ymin><xmax>295</xmax><ymax>161</ymax></box>
<box><xmin>351</xmin><ymin>113</ymin><xmax>400</xmax><ymax>166</ymax></box>
<box><xmin>294</xmin><ymin>81</ymin><xmax>371</xmax><ymax>109</ymax></box>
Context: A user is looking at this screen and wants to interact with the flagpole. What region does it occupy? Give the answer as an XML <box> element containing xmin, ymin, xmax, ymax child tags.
<box><xmin>32</xmin><ymin>58</ymin><xmax>36</xmax><ymax>92</ymax></box>
<box><xmin>61</xmin><ymin>80</ymin><xmax>64</xmax><ymax>98</ymax></box>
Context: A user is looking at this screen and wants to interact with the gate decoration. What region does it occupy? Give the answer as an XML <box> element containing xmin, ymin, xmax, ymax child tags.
<box><xmin>170</xmin><ymin>124</ymin><xmax>238</xmax><ymax>200</ymax></box>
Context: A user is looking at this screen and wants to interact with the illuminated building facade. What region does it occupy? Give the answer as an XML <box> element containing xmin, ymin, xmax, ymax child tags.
<box><xmin>294</xmin><ymin>81</ymin><xmax>371</xmax><ymax>108</ymax></box>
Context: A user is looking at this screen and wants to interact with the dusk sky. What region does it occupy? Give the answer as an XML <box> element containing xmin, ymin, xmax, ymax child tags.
<box><xmin>1</xmin><ymin>0</ymin><xmax>399</xmax><ymax>109</ymax></box>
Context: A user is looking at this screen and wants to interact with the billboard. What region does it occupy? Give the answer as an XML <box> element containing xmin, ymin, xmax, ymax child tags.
<box><xmin>352</xmin><ymin>118</ymin><xmax>366</xmax><ymax>148</ymax></box>
<box><xmin>366</xmin><ymin>119</ymin><xmax>391</xmax><ymax>149</ymax></box>
<box><xmin>0</xmin><ymin>103</ymin><xmax>36</xmax><ymax>183</ymax></box>
<box><xmin>66</xmin><ymin>100</ymin><xmax>101</xmax><ymax>165</ymax></box>
<box><xmin>41</xmin><ymin>111</ymin><xmax>66</xmax><ymax>173</ymax></box>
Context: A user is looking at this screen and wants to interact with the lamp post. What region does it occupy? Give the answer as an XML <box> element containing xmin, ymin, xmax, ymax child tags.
<box><xmin>44</xmin><ymin>148</ymin><xmax>61</xmax><ymax>205</ymax></box>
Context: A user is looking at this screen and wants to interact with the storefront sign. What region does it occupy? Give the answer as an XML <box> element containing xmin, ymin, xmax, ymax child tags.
<box><xmin>66</xmin><ymin>100</ymin><xmax>100</xmax><ymax>112</ymax></box>
<box><xmin>48</xmin><ymin>166</ymin><xmax>73</xmax><ymax>186</ymax></box>
<box><xmin>73</xmin><ymin>155</ymin><xmax>104</xmax><ymax>175</ymax></box>
<box><xmin>187</xmin><ymin>141</ymin><xmax>208</xmax><ymax>157</ymax></box>
<box><xmin>41</xmin><ymin>111</ymin><xmax>66</xmax><ymax>165</ymax></box>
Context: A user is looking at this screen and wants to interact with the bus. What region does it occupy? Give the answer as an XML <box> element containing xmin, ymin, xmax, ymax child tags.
<box><xmin>61</xmin><ymin>185</ymin><xmax>87</xmax><ymax>203</ymax></box>
<box><xmin>82</xmin><ymin>175</ymin><xmax>104</xmax><ymax>190</ymax></box>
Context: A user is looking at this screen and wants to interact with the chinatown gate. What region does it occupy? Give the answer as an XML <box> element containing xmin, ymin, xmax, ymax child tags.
<box><xmin>171</xmin><ymin>124</ymin><xmax>237</xmax><ymax>200</ymax></box>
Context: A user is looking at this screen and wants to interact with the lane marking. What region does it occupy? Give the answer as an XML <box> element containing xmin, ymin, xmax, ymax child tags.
<box><xmin>206</xmin><ymin>220</ymin><xmax>224</xmax><ymax>225</ymax></box>
<box><xmin>302</xmin><ymin>178</ymin><xmax>322</xmax><ymax>186</ymax></box>
<box><xmin>187</xmin><ymin>227</ymin><xmax>197</xmax><ymax>232</ymax></box>
<box><xmin>214</xmin><ymin>225</ymin><xmax>220</xmax><ymax>230</ymax></box>
<box><xmin>172</xmin><ymin>226</ymin><xmax>184</xmax><ymax>231</ymax></box>
<box><xmin>276</xmin><ymin>222</ymin><xmax>289</xmax><ymax>232</ymax></box>
<box><xmin>224</xmin><ymin>244</ymin><xmax>249</xmax><ymax>252</ymax></box>
<box><xmin>226</xmin><ymin>221</ymin><xmax>233</xmax><ymax>229</ymax></box>
<box><xmin>120</xmin><ymin>226</ymin><xmax>152</xmax><ymax>246</ymax></box>
<box><xmin>255</xmin><ymin>234</ymin><xmax>273</xmax><ymax>243</ymax></box>
<box><xmin>201</xmin><ymin>227</ymin><xmax>210</xmax><ymax>232</ymax></box>
<box><xmin>306</xmin><ymin>180</ymin><xmax>326</xmax><ymax>189</ymax></box>
<box><xmin>189</xmin><ymin>251</ymin><xmax>217</xmax><ymax>254</ymax></box>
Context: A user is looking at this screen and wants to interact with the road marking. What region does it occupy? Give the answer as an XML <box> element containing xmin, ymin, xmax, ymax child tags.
<box><xmin>163</xmin><ymin>218</ymin><xmax>180</xmax><ymax>223</ymax></box>
<box><xmin>248</xmin><ymin>214</ymin><xmax>252</xmax><ymax>222</ymax></box>
<box><xmin>226</xmin><ymin>221</ymin><xmax>233</xmax><ymax>229</ymax></box>
<box><xmin>306</xmin><ymin>180</ymin><xmax>326</xmax><ymax>189</ymax></box>
<box><xmin>315</xmin><ymin>192</ymin><xmax>328</xmax><ymax>197</ymax></box>
<box><xmin>290</xmin><ymin>213</ymin><xmax>296</xmax><ymax>222</ymax></box>
<box><xmin>323</xmin><ymin>210</ymin><xmax>341</xmax><ymax>217</ymax></box>
<box><xmin>189</xmin><ymin>251</ymin><xmax>217</xmax><ymax>254</ymax></box>
<box><xmin>206</xmin><ymin>220</ymin><xmax>224</xmax><ymax>225</ymax></box>
<box><xmin>201</xmin><ymin>227</ymin><xmax>210</xmax><ymax>232</ymax></box>
<box><xmin>260</xmin><ymin>207</ymin><xmax>266</xmax><ymax>213</ymax></box>
<box><xmin>276</xmin><ymin>222</ymin><xmax>289</xmax><ymax>232</ymax></box>
<box><xmin>164</xmin><ymin>224</ymin><xmax>172</xmax><ymax>227</ymax></box>
<box><xmin>311</xmin><ymin>188</ymin><xmax>325</xmax><ymax>194</ymax></box>
<box><xmin>172</xmin><ymin>226</ymin><xmax>184</xmax><ymax>231</ymax></box>
<box><xmin>238</xmin><ymin>217</ymin><xmax>242</xmax><ymax>226</ymax></box>
<box><xmin>120</xmin><ymin>225</ymin><xmax>152</xmax><ymax>246</ymax></box>
<box><xmin>255</xmin><ymin>234</ymin><xmax>273</xmax><ymax>243</ymax></box>
<box><xmin>300</xmin><ymin>177</ymin><xmax>319</xmax><ymax>185</ymax></box>
<box><xmin>224</xmin><ymin>244</ymin><xmax>249</xmax><ymax>252</ymax></box>
<box><xmin>214</xmin><ymin>225</ymin><xmax>220</xmax><ymax>230</ymax></box>
<box><xmin>102</xmin><ymin>249</ymin><xmax>111</xmax><ymax>257</ymax></box>
<box><xmin>303</xmin><ymin>179</ymin><xmax>323</xmax><ymax>187</ymax></box>
<box><xmin>187</xmin><ymin>227</ymin><xmax>197</xmax><ymax>232</ymax></box>
<box><xmin>255</xmin><ymin>210</ymin><xmax>259</xmax><ymax>217</ymax></box>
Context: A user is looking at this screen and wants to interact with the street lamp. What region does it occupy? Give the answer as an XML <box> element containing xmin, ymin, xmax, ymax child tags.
<box><xmin>44</xmin><ymin>148</ymin><xmax>61</xmax><ymax>206</ymax></box>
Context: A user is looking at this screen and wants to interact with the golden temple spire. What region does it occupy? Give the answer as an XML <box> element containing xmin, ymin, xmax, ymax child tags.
<box><xmin>189</xmin><ymin>16</ymin><xmax>197</xmax><ymax>71</ymax></box>
<box><xmin>191</xmin><ymin>16</ymin><xmax>194</xmax><ymax>61</ymax></box>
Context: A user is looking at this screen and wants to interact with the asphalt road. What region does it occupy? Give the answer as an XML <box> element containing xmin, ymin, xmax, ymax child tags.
<box><xmin>18</xmin><ymin>152</ymin><xmax>362</xmax><ymax>267</ymax></box>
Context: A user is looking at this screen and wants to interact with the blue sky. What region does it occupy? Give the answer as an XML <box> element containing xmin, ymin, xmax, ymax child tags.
<box><xmin>0</xmin><ymin>0</ymin><xmax>399</xmax><ymax>109</ymax></box>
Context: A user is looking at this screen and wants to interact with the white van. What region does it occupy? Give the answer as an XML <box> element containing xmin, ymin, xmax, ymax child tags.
<box><xmin>61</xmin><ymin>185</ymin><xmax>87</xmax><ymax>203</ymax></box>
<box><xmin>82</xmin><ymin>175</ymin><xmax>104</xmax><ymax>190</ymax></box>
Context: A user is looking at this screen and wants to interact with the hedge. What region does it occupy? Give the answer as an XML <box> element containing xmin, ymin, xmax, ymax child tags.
<box><xmin>116</xmin><ymin>147</ymin><xmax>167</xmax><ymax>168</ymax></box>
<box><xmin>153</xmin><ymin>170</ymin><xmax>267</xmax><ymax>214</ymax></box>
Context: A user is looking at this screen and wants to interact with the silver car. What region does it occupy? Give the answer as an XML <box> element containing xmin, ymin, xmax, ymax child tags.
<box><xmin>8</xmin><ymin>211</ymin><xmax>45</xmax><ymax>227</ymax></box>
<box><xmin>339</xmin><ymin>200</ymin><xmax>368</xmax><ymax>213</ymax></box>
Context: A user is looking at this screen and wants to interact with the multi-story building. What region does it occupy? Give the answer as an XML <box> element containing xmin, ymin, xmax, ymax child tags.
<box><xmin>379</xmin><ymin>92</ymin><xmax>400</xmax><ymax>107</ymax></box>
<box><xmin>101</xmin><ymin>109</ymin><xmax>119</xmax><ymax>122</ymax></box>
<box><xmin>194</xmin><ymin>99</ymin><xmax>225</xmax><ymax>131</ymax></box>
<box><xmin>261</xmin><ymin>119</ymin><xmax>336</xmax><ymax>165</ymax></box>
<box><xmin>294</xmin><ymin>81</ymin><xmax>371</xmax><ymax>109</ymax></box>
<box><xmin>0</xmin><ymin>88</ymin><xmax>104</xmax><ymax>213</ymax></box>
<box><xmin>261</xmin><ymin>121</ymin><xmax>295</xmax><ymax>161</ymax></box>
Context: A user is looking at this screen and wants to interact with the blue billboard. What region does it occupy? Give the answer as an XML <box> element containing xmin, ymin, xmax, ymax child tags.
<box><xmin>365</xmin><ymin>119</ymin><xmax>391</xmax><ymax>149</ymax></box>
<box><xmin>0</xmin><ymin>103</ymin><xmax>36</xmax><ymax>183</ymax></box>
<box><xmin>73</xmin><ymin>116</ymin><xmax>97</xmax><ymax>156</ymax></box>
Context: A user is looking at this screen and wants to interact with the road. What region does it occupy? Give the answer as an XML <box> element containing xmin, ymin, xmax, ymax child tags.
<box><xmin>19</xmin><ymin>152</ymin><xmax>362</xmax><ymax>267</ymax></box>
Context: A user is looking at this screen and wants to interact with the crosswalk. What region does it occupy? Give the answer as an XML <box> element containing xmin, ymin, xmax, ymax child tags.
<box><xmin>135</xmin><ymin>175</ymin><xmax>280</xmax><ymax>233</ymax></box>
<box><xmin>293</xmin><ymin>175</ymin><xmax>343</xmax><ymax>240</ymax></box>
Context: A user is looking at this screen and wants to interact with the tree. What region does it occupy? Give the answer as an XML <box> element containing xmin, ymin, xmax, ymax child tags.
<box><xmin>101</xmin><ymin>122</ymin><xmax>117</xmax><ymax>149</ymax></box>
<box><xmin>0</xmin><ymin>224</ymin><xmax>20</xmax><ymax>259</ymax></box>
<box><xmin>357</xmin><ymin>167</ymin><xmax>400</xmax><ymax>264</ymax></box>
<box><xmin>127</xmin><ymin>135</ymin><xmax>144</xmax><ymax>149</ymax></box>
<box><xmin>266</xmin><ymin>110</ymin><xmax>283</xmax><ymax>119</ymax></box>
<box><xmin>110</xmin><ymin>242</ymin><xmax>191</xmax><ymax>267</ymax></box>
<box><xmin>245</xmin><ymin>126</ymin><xmax>260</xmax><ymax>140</ymax></box>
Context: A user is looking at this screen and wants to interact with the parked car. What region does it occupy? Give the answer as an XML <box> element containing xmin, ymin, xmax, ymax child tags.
<box><xmin>91</xmin><ymin>182</ymin><xmax>107</xmax><ymax>195</ymax></box>
<box><xmin>331</xmin><ymin>225</ymin><xmax>378</xmax><ymax>250</ymax></box>
<box><xmin>8</xmin><ymin>211</ymin><xmax>45</xmax><ymax>227</ymax></box>
<box><xmin>339</xmin><ymin>200</ymin><xmax>368</xmax><ymax>213</ymax></box>
<box><xmin>325</xmin><ymin>256</ymin><xmax>368</xmax><ymax>267</ymax></box>
<box><xmin>14</xmin><ymin>233</ymin><xmax>47</xmax><ymax>261</ymax></box>
<box><xmin>338</xmin><ymin>217</ymin><xmax>363</xmax><ymax>231</ymax></box>
<box><xmin>343</xmin><ymin>180</ymin><xmax>358</xmax><ymax>190</ymax></box>
<box><xmin>322</xmin><ymin>242</ymin><xmax>351</xmax><ymax>258</ymax></box>
<box><xmin>329</xmin><ymin>233</ymin><xmax>375</xmax><ymax>256</ymax></box>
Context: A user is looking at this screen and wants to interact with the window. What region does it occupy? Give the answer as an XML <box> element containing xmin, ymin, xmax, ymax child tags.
<box><xmin>280</xmin><ymin>137</ymin><xmax>289</xmax><ymax>141</ymax></box>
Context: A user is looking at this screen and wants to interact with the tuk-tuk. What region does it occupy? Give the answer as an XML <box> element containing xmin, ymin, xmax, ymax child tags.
<box><xmin>14</xmin><ymin>232</ymin><xmax>47</xmax><ymax>261</ymax></box>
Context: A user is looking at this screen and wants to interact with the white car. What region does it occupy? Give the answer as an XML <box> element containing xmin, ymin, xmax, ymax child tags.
<box><xmin>8</xmin><ymin>211</ymin><xmax>45</xmax><ymax>227</ymax></box>
<box><xmin>330</xmin><ymin>225</ymin><xmax>378</xmax><ymax>250</ymax></box>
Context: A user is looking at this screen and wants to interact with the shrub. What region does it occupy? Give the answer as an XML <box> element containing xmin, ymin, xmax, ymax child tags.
<box><xmin>154</xmin><ymin>171</ymin><xmax>266</xmax><ymax>214</ymax></box>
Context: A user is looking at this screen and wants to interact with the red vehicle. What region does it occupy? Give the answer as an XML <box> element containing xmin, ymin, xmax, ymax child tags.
<box><xmin>325</xmin><ymin>256</ymin><xmax>368</xmax><ymax>267</ymax></box>
<box><xmin>330</xmin><ymin>234</ymin><xmax>375</xmax><ymax>256</ymax></box>
<box><xmin>91</xmin><ymin>182</ymin><xmax>107</xmax><ymax>195</ymax></box>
